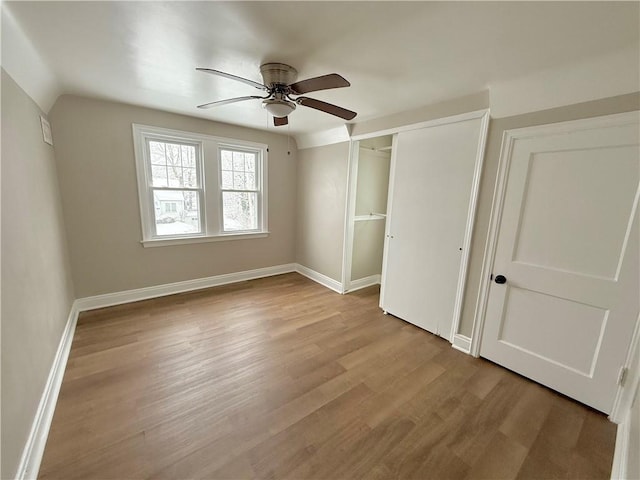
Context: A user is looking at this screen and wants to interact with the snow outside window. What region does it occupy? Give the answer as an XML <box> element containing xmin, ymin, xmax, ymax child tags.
<box><xmin>133</xmin><ymin>124</ymin><xmax>268</xmax><ymax>246</ymax></box>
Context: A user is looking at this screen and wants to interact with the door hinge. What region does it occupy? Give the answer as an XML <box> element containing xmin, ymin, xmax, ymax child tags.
<box><xmin>618</xmin><ymin>367</ymin><xmax>628</xmax><ymax>387</ymax></box>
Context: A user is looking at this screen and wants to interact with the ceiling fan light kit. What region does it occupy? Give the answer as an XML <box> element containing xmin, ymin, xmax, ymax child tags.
<box><xmin>196</xmin><ymin>62</ymin><xmax>356</xmax><ymax>126</ymax></box>
<box><xmin>262</xmin><ymin>98</ymin><xmax>296</xmax><ymax>118</ymax></box>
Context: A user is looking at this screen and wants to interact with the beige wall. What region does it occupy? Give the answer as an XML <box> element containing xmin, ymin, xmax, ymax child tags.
<box><xmin>458</xmin><ymin>92</ymin><xmax>640</xmax><ymax>337</ymax></box>
<box><xmin>351</xmin><ymin>221</ymin><xmax>386</xmax><ymax>281</ymax></box>
<box><xmin>351</xmin><ymin>90</ymin><xmax>489</xmax><ymax>137</ymax></box>
<box><xmin>354</xmin><ymin>149</ymin><xmax>390</xmax><ymax>217</ymax></box>
<box><xmin>1</xmin><ymin>70</ymin><xmax>75</xmax><ymax>478</ymax></box>
<box><xmin>49</xmin><ymin>95</ymin><xmax>297</xmax><ymax>298</ymax></box>
<box><xmin>296</xmin><ymin>142</ymin><xmax>350</xmax><ymax>281</ymax></box>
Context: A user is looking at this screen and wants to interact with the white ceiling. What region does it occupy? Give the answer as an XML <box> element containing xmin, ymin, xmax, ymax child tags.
<box><xmin>5</xmin><ymin>1</ymin><xmax>639</xmax><ymax>136</ymax></box>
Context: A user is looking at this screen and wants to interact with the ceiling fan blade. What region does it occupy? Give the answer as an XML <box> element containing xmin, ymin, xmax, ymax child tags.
<box><xmin>296</xmin><ymin>97</ymin><xmax>357</xmax><ymax>120</ymax></box>
<box><xmin>289</xmin><ymin>73</ymin><xmax>350</xmax><ymax>95</ymax></box>
<box><xmin>197</xmin><ymin>96</ymin><xmax>265</xmax><ymax>109</ymax></box>
<box><xmin>196</xmin><ymin>68</ymin><xmax>268</xmax><ymax>91</ymax></box>
<box><xmin>273</xmin><ymin>116</ymin><xmax>288</xmax><ymax>127</ymax></box>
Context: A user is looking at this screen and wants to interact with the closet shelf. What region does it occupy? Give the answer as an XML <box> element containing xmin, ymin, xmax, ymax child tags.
<box><xmin>359</xmin><ymin>145</ymin><xmax>392</xmax><ymax>154</ymax></box>
<box><xmin>354</xmin><ymin>213</ymin><xmax>387</xmax><ymax>222</ymax></box>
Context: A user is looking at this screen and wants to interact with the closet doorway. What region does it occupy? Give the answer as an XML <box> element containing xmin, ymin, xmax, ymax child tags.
<box><xmin>342</xmin><ymin>135</ymin><xmax>392</xmax><ymax>293</ymax></box>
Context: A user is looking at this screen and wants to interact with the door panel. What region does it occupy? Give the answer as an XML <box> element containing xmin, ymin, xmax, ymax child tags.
<box><xmin>481</xmin><ymin>114</ymin><xmax>639</xmax><ymax>413</ymax></box>
<box><xmin>498</xmin><ymin>285</ymin><xmax>608</xmax><ymax>376</ymax></box>
<box><xmin>512</xmin><ymin>146</ymin><xmax>638</xmax><ymax>279</ymax></box>
<box><xmin>381</xmin><ymin>116</ymin><xmax>485</xmax><ymax>338</ymax></box>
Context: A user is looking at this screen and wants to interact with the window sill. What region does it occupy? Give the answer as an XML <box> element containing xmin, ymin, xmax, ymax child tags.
<box><xmin>141</xmin><ymin>231</ymin><xmax>269</xmax><ymax>248</ymax></box>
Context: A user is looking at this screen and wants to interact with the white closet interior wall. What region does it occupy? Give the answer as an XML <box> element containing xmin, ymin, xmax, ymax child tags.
<box><xmin>351</xmin><ymin>136</ymin><xmax>392</xmax><ymax>283</ymax></box>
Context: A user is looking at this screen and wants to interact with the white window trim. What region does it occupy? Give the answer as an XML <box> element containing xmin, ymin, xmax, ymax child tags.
<box><xmin>132</xmin><ymin>124</ymin><xmax>268</xmax><ymax>247</ymax></box>
<box><xmin>218</xmin><ymin>144</ymin><xmax>264</xmax><ymax>234</ymax></box>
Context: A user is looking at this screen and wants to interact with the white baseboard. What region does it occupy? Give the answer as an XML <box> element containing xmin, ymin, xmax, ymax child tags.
<box><xmin>15</xmin><ymin>302</ymin><xmax>79</xmax><ymax>480</ymax></box>
<box><xmin>345</xmin><ymin>274</ymin><xmax>381</xmax><ymax>293</ymax></box>
<box><xmin>15</xmin><ymin>262</ymin><xmax>344</xmax><ymax>479</ymax></box>
<box><xmin>451</xmin><ymin>334</ymin><xmax>472</xmax><ymax>354</ymax></box>
<box><xmin>75</xmin><ymin>263</ymin><xmax>297</xmax><ymax>311</ymax></box>
<box><xmin>294</xmin><ymin>264</ymin><xmax>344</xmax><ymax>294</ymax></box>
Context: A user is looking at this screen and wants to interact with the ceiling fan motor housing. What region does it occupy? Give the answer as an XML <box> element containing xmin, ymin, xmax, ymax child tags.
<box><xmin>260</xmin><ymin>63</ymin><xmax>298</xmax><ymax>87</ymax></box>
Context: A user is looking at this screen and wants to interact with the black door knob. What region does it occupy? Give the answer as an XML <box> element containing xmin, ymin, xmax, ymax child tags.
<box><xmin>494</xmin><ymin>275</ymin><xmax>507</xmax><ymax>284</ymax></box>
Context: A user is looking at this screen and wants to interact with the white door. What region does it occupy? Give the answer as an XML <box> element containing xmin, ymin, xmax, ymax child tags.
<box><xmin>480</xmin><ymin>112</ymin><xmax>640</xmax><ymax>414</ymax></box>
<box><xmin>381</xmin><ymin>113</ymin><xmax>486</xmax><ymax>338</ymax></box>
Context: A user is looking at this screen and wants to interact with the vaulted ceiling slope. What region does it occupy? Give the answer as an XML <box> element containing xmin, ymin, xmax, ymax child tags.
<box><xmin>4</xmin><ymin>1</ymin><xmax>639</xmax><ymax>136</ymax></box>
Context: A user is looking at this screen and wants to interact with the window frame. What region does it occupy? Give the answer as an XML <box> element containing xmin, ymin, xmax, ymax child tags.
<box><xmin>132</xmin><ymin>124</ymin><xmax>268</xmax><ymax>247</ymax></box>
<box><xmin>218</xmin><ymin>145</ymin><xmax>263</xmax><ymax>234</ymax></box>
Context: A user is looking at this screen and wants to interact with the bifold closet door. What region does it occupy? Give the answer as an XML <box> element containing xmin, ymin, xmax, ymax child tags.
<box><xmin>380</xmin><ymin>117</ymin><xmax>484</xmax><ymax>338</ymax></box>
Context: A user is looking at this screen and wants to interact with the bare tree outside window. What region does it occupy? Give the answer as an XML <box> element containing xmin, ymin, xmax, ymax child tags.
<box><xmin>134</xmin><ymin>124</ymin><xmax>267</xmax><ymax>244</ymax></box>
<box><xmin>149</xmin><ymin>141</ymin><xmax>201</xmax><ymax>235</ymax></box>
<box><xmin>220</xmin><ymin>149</ymin><xmax>259</xmax><ymax>231</ymax></box>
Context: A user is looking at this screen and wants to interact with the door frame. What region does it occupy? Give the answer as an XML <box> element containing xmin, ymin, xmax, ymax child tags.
<box><xmin>470</xmin><ymin>110</ymin><xmax>640</xmax><ymax>422</ymax></box>
<box><xmin>342</xmin><ymin>109</ymin><xmax>490</xmax><ymax>345</ymax></box>
<box><xmin>342</xmin><ymin>139</ymin><xmax>393</xmax><ymax>293</ymax></box>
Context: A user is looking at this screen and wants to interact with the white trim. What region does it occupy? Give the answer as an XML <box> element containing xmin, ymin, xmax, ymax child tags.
<box><xmin>379</xmin><ymin>134</ymin><xmax>399</xmax><ymax>310</ymax></box>
<box><xmin>611</xmin><ymin>410</ymin><xmax>631</xmax><ymax>480</ymax></box>
<box><xmin>447</xmin><ymin>109</ymin><xmax>490</xmax><ymax>342</ymax></box>
<box><xmin>141</xmin><ymin>232</ymin><xmax>269</xmax><ymax>247</ymax></box>
<box><xmin>341</xmin><ymin>140</ymin><xmax>359</xmax><ymax>292</ymax></box>
<box><xmin>350</xmin><ymin>109</ymin><xmax>490</xmax><ymax>142</ymax></box>
<box><xmin>295</xmin><ymin>264</ymin><xmax>344</xmax><ymax>294</ymax></box>
<box><xmin>15</xmin><ymin>302</ymin><xmax>79</xmax><ymax>480</ymax></box>
<box><xmin>452</xmin><ymin>334</ymin><xmax>472</xmax><ymax>354</ymax></box>
<box><xmin>470</xmin><ymin>110</ymin><xmax>640</xmax><ymax>357</ymax></box>
<box><xmin>76</xmin><ymin>264</ymin><xmax>297</xmax><ymax>311</ymax></box>
<box><xmin>345</xmin><ymin>275</ymin><xmax>381</xmax><ymax>293</ymax></box>
<box><xmin>132</xmin><ymin>123</ymin><xmax>269</xmax><ymax>245</ymax></box>
<box><xmin>610</xmin><ymin>312</ymin><xmax>640</xmax><ymax>424</ymax></box>
<box><xmin>132</xmin><ymin>124</ymin><xmax>269</xmax><ymax>149</ymax></box>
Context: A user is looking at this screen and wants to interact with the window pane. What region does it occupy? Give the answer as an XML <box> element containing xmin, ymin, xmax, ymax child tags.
<box><xmin>166</xmin><ymin>143</ymin><xmax>181</xmax><ymax>167</ymax></box>
<box><xmin>233</xmin><ymin>172</ymin><xmax>246</xmax><ymax>190</ymax></box>
<box><xmin>221</xmin><ymin>150</ymin><xmax>233</xmax><ymax>170</ymax></box>
<box><xmin>246</xmin><ymin>172</ymin><xmax>256</xmax><ymax>190</ymax></box>
<box><xmin>232</xmin><ymin>151</ymin><xmax>245</xmax><ymax>171</ymax></box>
<box><xmin>245</xmin><ymin>153</ymin><xmax>256</xmax><ymax>172</ymax></box>
<box><xmin>153</xmin><ymin>190</ymin><xmax>201</xmax><ymax>236</ymax></box>
<box><xmin>151</xmin><ymin>165</ymin><xmax>168</xmax><ymax>187</ymax></box>
<box><xmin>182</xmin><ymin>167</ymin><xmax>197</xmax><ymax>188</ymax></box>
<box><xmin>221</xmin><ymin>171</ymin><xmax>233</xmax><ymax>189</ymax></box>
<box><xmin>149</xmin><ymin>141</ymin><xmax>166</xmax><ymax>165</ymax></box>
<box><xmin>181</xmin><ymin>145</ymin><xmax>195</xmax><ymax>167</ymax></box>
<box><xmin>167</xmin><ymin>166</ymin><xmax>182</xmax><ymax>187</ymax></box>
<box><xmin>222</xmin><ymin>192</ymin><xmax>257</xmax><ymax>231</ymax></box>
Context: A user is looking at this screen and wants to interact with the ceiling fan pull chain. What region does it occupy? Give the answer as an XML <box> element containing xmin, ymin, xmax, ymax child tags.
<box><xmin>287</xmin><ymin>123</ymin><xmax>291</xmax><ymax>155</ymax></box>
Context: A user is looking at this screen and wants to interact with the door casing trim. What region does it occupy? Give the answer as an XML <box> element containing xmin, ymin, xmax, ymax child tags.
<box><xmin>470</xmin><ymin>110</ymin><xmax>640</xmax><ymax>423</ymax></box>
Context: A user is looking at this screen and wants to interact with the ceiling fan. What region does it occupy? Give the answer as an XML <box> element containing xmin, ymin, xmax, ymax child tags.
<box><xmin>196</xmin><ymin>63</ymin><xmax>357</xmax><ymax>126</ymax></box>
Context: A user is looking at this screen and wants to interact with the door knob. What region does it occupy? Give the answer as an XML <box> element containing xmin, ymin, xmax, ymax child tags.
<box><xmin>494</xmin><ymin>275</ymin><xmax>507</xmax><ymax>284</ymax></box>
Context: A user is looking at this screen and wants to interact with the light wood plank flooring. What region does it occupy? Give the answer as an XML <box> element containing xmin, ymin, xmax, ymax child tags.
<box><xmin>39</xmin><ymin>273</ymin><xmax>616</xmax><ymax>479</ymax></box>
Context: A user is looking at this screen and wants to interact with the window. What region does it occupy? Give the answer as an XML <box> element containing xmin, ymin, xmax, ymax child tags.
<box><xmin>133</xmin><ymin>124</ymin><xmax>268</xmax><ymax>246</ymax></box>
<box><xmin>220</xmin><ymin>149</ymin><xmax>259</xmax><ymax>231</ymax></box>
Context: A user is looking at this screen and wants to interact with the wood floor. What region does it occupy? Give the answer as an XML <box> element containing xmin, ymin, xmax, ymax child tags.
<box><xmin>39</xmin><ymin>273</ymin><xmax>617</xmax><ymax>479</ymax></box>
